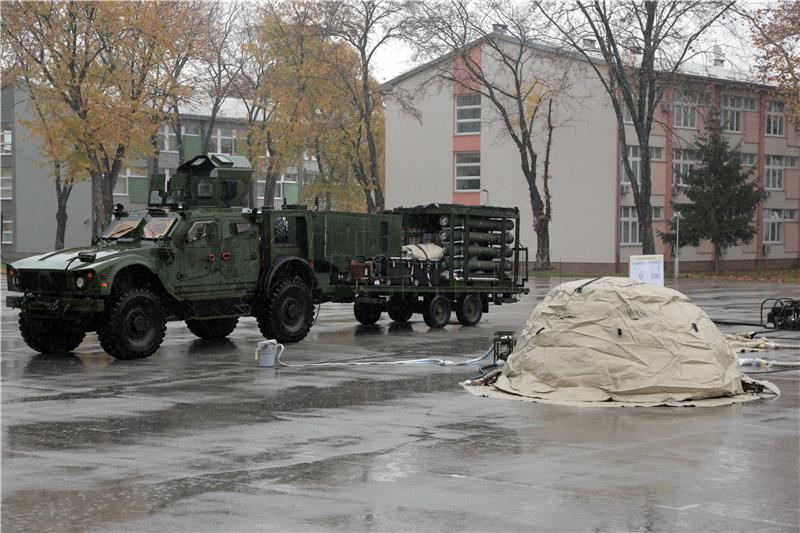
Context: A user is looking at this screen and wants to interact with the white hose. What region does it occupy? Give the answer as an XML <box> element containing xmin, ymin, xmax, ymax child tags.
<box><xmin>276</xmin><ymin>345</ymin><xmax>495</xmax><ymax>368</ymax></box>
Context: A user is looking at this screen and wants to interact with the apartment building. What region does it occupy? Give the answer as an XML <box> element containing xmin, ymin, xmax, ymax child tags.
<box><xmin>0</xmin><ymin>85</ymin><xmax>310</xmax><ymax>259</ymax></box>
<box><xmin>381</xmin><ymin>36</ymin><xmax>800</xmax><ymax>271</ymax></box>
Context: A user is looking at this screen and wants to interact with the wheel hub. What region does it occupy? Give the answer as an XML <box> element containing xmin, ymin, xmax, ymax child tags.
<box><xmin>285</xmin><ymin>300</ymin><xmax>300</xmax><ymax>321</ymax></box>
<box><xmin>125</xmin><ymin>309</ymin><xmax>151</xmax><ymax>340</ymax></box>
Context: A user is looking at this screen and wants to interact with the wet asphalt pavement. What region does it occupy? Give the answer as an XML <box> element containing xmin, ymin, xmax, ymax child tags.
<box><xmin>2</xmin><ymin>277</ymin><xmax>799</xmax><ymax>532</ymax></box>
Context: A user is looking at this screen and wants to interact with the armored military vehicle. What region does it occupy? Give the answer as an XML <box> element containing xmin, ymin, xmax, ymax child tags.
<box><xmin>6</xmin><ymin>154</ymin><xmax>528</xmax><ymax>360</ymax></box>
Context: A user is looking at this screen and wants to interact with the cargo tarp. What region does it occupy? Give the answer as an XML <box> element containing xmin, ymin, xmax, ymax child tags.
<box><xmin>466</xmin><ymin>277</ymin><xmax>778</xmax><ymax>407</ymax></box>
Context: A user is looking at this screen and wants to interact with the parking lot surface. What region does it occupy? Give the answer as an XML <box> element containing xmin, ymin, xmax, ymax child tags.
<box><xmin>2</xmin><ymin>277</ymin><xmax>799</xmax><ymax>532</ymax></box>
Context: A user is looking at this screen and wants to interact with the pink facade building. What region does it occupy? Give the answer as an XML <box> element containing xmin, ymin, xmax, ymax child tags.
<box><xmin>381</xmin><ymin>38</ymin><xmax>800</xmax><ymax>271</ymax></box>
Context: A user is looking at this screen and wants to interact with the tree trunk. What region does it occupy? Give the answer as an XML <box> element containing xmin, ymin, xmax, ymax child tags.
<box><xmin>52</xmin><ymin>161</ymin><xmax>72</xmax><ymax>251</ymax></box>
<box><xmin>55</xmin><ymin>205</ymin><xmax>68</xmax><ymax>250</ymax></box>
<box><xmin>91</xmin><ymin>170</ymin><xmax>107</xmax><ymax>237</ymax></box>
<box><xmin>172</xmin><ymin>111</ymin><xmax>185</xmax><ymax>165</ymax></box>
<box><xmin>714</xmin><ymin>243</ymin><xmax>722</xmax><ymax>275</ymax></box>
<box><xmin>524</xmin><ymin>164</ymin><xmax>551</xmax><ymax>270</ymax></box>
<box><xmin>534</xmin><ymin>216</ymin><xmax>551</xmax><ymax>270</ymax></box>
<box><xmin>262</xmin><ymin>132</ymin><xmax>279</xmax><ymax>208</ymax></box>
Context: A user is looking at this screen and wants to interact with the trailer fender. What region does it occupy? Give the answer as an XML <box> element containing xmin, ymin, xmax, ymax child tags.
<box><xmin>261</xmin><ymin>256</ymin><xmax>316</xmax><ymax>296</ymax></box>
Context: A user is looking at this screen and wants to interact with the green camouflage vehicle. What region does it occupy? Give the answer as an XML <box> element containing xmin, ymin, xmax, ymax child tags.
<box><xmin>6</xmin><ymin>154</ymin><xmax>528</xmax><ymax>360</ymax></box>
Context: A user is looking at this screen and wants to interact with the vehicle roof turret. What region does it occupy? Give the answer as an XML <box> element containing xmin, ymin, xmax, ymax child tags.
<box><xmin>150</xmin><ymin>153</ymin><xmax>252</xmax><ymax>209</ymax></box>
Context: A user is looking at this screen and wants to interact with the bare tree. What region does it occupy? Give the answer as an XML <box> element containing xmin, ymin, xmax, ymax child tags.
<box><xmin>737</xmin><ymin>0</ymin><xmax>800</xmax><ymax>128</ymax></box>
<box><xmin>323</xmin><ymin>0</ymin><xmax>409</xmax><ymax>212</ymax></box>
<box><xmin>409</xmin><ymin>0</ymin><xmax>571</xmax><ymax>269</ymax></box>
<box><xmin>195</xmin><ymin>2</ymin><xmax>244</xmax><ymax>154</ymax></box>
<box><xmin>537</xmin><ymin>0</ymin><xmax>735</xmax><ymax>255</ymax></box>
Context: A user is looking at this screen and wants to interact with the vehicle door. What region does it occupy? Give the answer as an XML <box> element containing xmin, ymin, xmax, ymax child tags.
<box><xmin>219</xmin><ymin>215</ymin><xmax>260</xmax><ymax>288</ymax></box>
<box><xmin>178</xmin><ymin>219</ymin><xmax>223</xmax><ymax>291</ymax></box>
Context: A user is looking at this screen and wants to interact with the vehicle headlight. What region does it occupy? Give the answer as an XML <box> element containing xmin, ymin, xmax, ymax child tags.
<box><xmin>75</xmin><ymin>276</ymin><xmax>86</xmax><ymax>289</ymax></box>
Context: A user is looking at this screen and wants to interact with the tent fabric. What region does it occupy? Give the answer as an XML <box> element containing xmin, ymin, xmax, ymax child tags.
<box><xmin>487</xmin><ymin>277</ymin><xmax>775</xmax><ymax>406</ymax></box>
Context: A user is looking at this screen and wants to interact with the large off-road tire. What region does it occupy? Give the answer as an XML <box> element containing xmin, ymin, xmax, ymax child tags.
<box><xmin>186</xmin><ymin>317</ymin><xmax>239</xmax><ymax>340</ymax></box>
<box><xmin>456</xmin><ymin>294</ymin><xmax>483</xmax><ymax>326</ymax></box>
<box><xmin>98</xmin><ymin>288</ymin><xmax>166</xmax><ymax>360</ymax></box>
<box><xmin>19</xmin><ymin>311</ymin><xmax>85</xmax><ymax>355</ymax></box>
<box><xmin>387</xmin><ymin>296</ymin><xmax>414</xmax><ymax>323</ymax></box>
<box><xmin>354</xmin><ymin>301</ymin><xmax>382</xmax><ymax>325</ymax></box>
<box><xmin>257</xmin><ymin>277</ymin><xmax>313</xmax><ymax>343</ymax></box>
<box><xmin>423</xmin><ymin>295</ymin><xmax>451</xmax><ymax>329</ymax></box>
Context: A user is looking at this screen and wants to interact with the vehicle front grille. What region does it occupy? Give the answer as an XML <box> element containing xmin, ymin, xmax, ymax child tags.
<box><xmin>19</xmin><ymin>270</ymin><xmax>69</xmax><ymax>293</ymax></box>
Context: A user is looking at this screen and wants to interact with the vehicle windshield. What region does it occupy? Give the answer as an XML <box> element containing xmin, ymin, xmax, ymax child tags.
<box><xmin>101</xmin><ymin>218</ymin><xmax>142</xmax><ymax>239</ymax></box>
<box><xmin>143</xmin><ymin>217</ymin><xmax>177</xmax><ymax>239</ymax></box>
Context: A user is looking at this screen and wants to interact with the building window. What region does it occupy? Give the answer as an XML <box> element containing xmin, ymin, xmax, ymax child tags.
<box><xmin>672</xmin><ymin>148</ymin><xmax>698</xmax><ymax>186</ymax></box>
<box><xmin>274</xmin><ymin>172</ymin><xmax>298</xmax><ymax>200</ymax></box>
<box><xmin>738</xmin><ymin>152</ymin><xmax>757</xmax><ymax>167</ymax></box>
<box><xmin>114</xmin><ymin>167</ymin><xmax>146</xmax><ymax>196</ymax></box>
<box><xmin>1</xmin><ymin>130</ymin><xmax>11</xmax><ymax>155</ymax></box>
<box><xmin>621</xmin><ymin>145</ymin><xmax>640</xmax><ymax>183</ymax></box>
<box><xmin>621</xmin><ymin>146</ymin><xmax>663</xmax><ymax>184</ymax></box>
<box><xmin>622</xmin><ymin>105</ymin><xmax>633</xmax><ymax>124</ymax></box>
<box><xmin>620</xmin><ymin>206</ymin><xmax>640</xmax><ymax>245</ymax></box>
<box><xmin>765</xmin><ymin>101</ymin><xmax>785</xmax><ymax>137</ymax></box>
<box><xmin>0</xmin><ymin>170</ymin><xmax>12</xmax><ymax>200</ymax></box>
<box><xmin>763</xmin><ymin>209</ymin><xmax>796</xmax><ymax>244</ymax></box>
<box><xmin>652</xmin><ymin>206</ymin><xmax>664</xmax><ymax>220</ymax></box>
<box><xmin>1</xmin><ymin>213</ymin><xmax>12</xmax><ymax>244</ymax></box>
<box><xmin>673</xmin><ymin>91</ymin><xmax>696</xmax><ymax>129</ymax></box>
<box><xmin>182</xmin><ymin>125</ymin><xmax>201</xmax><ymax>137</ymax></box>
<box><xmin>455</xmin><ymin>151</ymin><xmax>480</xmax><ymax>191</ymax></box>
<box><xmin>764</xmin><ymin>155</ymin><xmax>797</xmax><ymax>190</ymax></box>
<box><xmin>158</xmin><ymin>124</ymin><xmax>178</xmax><ymax>152</ymax></box>
<box><xmin>456</xmin><ymin>93</ymin><xmax>481</xmax><ymax>134</ymax></box>
<box><xmin>721</xmin><ymin>95</ymin><xmax>756</xmax><ymax>133</ymax></box>
<box><xmin>650</xmin><ymin>147</ymin><xmax>664</xmax><ymax>161</ymax></box>
<box><xmin>216</xmin><ymin>128</ymin><xmax>237</xmax><ymax>155</ymax></box>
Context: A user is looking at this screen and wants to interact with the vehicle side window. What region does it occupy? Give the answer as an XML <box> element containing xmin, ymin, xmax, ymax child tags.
<box><xmin>187</xmin><ymin>221</ymin><xmax>215</xmax><ymax>242</ymax></box>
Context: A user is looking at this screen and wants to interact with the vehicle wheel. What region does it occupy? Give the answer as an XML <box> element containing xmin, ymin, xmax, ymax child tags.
<box><xmin>186</xmin><ymin>317</ymin><xmax>239</xmax><ymax>340</ymax></box>
<box><xmin>257</xmin><ymin>277</ymin><xmax>313</xmax><ymax>343</ymax></box>
<box><xmin>423</xmin><ymin>295</ymin><xmax>451</xmax><ymax>328</ymax></box>
<box><xmin>354</xmin><ymin>301</ymin><xmax>382</xmax><ymax>325</ymax></box>
<box><xmin>19</xmin><ymin>311</ymin><xmax>85</xmax><ymax>354</ymax></box>
<box><xmin>98</xmin><ymin>288</ymin><xmax>166</xmax><ymax>360</ymax></box>
<box><xmin>387</xmin><ymin>296</ymin><xmax>414</xmax><ymax>323</ymax></box>
<box><xmin>456</xmin><ymin>294</ymin><xmax>483</xmax><ymax>326</ymax></box>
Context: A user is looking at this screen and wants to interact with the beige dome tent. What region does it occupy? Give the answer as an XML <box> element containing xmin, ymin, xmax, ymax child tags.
<box><xmin>466</xmin><ymin>277</ymin><xmax>777</xmax><ymax>407</ymax></box>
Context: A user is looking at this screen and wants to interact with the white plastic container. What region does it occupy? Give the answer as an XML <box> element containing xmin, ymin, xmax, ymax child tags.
<box><xmin>256</xmin><ymin>339</ymin><xmax>284</xmax><ymax>367</ymax></box>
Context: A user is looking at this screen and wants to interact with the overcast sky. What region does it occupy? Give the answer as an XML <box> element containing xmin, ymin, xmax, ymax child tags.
<box><xmin>367</xmin><ymin>2</ymin><xmax>773</xmax><ymax>85</ymax></box>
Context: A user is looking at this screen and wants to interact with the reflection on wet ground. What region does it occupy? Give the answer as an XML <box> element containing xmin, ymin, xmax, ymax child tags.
<box><xmin>1</xmin><ymin>278</ymin><xmax>799</xmax><ymax>531</ymax></box>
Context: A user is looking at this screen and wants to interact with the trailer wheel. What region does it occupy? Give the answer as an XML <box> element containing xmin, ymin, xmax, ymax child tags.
<box><xmin>186</xmin><ymin>317</ymin><xmax>239</xmax><ymax>340</ymax></box>
<box><xmin>258</xmin><ymin>277</ymin><xmax>313</xmax><ymax>343</ymax></box>
<box><xmin>98</xmin><ymin>288</ymin><xmax>166</xmax><ymax>360</ymax></box>
<box><xmin>354</xmin><ymin>301</ymin><xmax>382</xmax><ymax>325</ymax></box>
<box><xmin>456</xmin><ymin>294</ymin><xmax>483</xmax><ymax>326</ymax></box>
<box><xmin>387</xmin><ymin>296</ymin><xmax>414</xmax><ymax>323</ymax></box>
<box><xmin>423</xmin><ymin>295</ymin><xmax>451</xmax><ymax>329</ymax></box>
<box><xmin>19</xmin><ymin>311</ymin><xmax>85</xmax><ymax>355</ymax></box>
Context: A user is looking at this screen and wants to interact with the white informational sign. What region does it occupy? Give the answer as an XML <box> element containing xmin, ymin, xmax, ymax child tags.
<box><xmin>629</xmin><ymin>254</ymin><xmax>664</xmax><ymax>287</ymax></box>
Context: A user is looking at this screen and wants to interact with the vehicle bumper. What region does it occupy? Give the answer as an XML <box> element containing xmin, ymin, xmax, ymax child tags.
<box><xmin>6</xmin><ymin>295</ymin><xmax>105</xmax><ymax>314</ymax></box>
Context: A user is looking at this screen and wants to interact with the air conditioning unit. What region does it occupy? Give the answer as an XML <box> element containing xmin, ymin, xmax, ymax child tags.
<box><xmin>660</xmin><ymin>102</ymin><xmax>672</xmax><ymax>113</ymax></box>
<box><xmin>763</xmin><ymin>190</ymin><xmax>771</xmax><ymax>198</ymax></box>
<box><xmin>620</xmin><ymin>183</ymin><xmax>631</xmax><ymax>195</ymax></box>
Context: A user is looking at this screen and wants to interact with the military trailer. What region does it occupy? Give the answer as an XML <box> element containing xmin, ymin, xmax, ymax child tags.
<box><xmin>5</xmin><ymin>154</ymin><xmax>528</xmax><ymax>360</ymax></box>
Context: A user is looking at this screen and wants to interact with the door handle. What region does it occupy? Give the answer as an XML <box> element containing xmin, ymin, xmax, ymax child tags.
<box><xmin>222</xmin><ymin>252</ymin><xmax>232</xmax><ymax>261</ymax></box>
<box><xmin>207</xmin><ymin>253</ymin><xmax>216</xmax><ymax>263</ymax></box>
